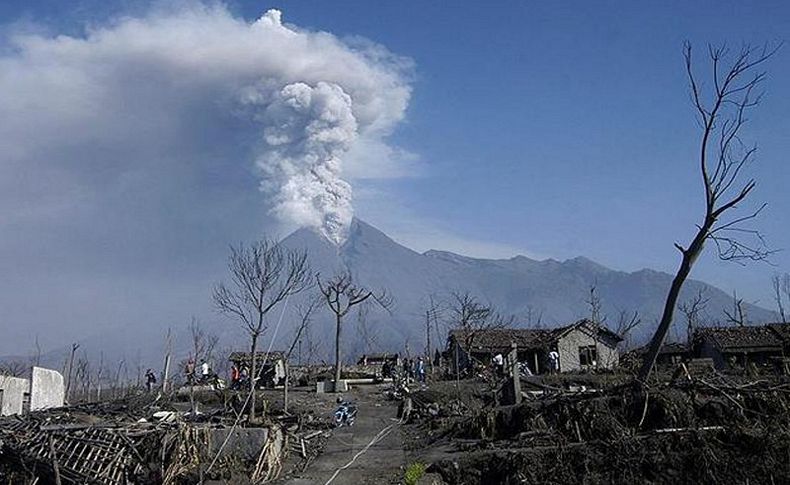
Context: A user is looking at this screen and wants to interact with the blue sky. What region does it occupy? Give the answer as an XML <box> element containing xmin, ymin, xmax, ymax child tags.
<box><xmin>0</xmin><ymin>1</ymin><xmax>788</xmax><ymax>353</ymax></box>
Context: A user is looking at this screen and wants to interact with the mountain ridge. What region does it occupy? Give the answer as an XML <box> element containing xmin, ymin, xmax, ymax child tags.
<box><xmin>6</xmin><ymin>218</ymin><xmax>776</xmax><ymax>370</ymax></box>
<box><xmin>280</xmin><ymin>218</ymin><xmax>775</xmax><ymax>352</ymax></box>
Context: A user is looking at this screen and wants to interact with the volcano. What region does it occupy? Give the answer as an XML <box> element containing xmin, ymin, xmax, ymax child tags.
<box><xmin>278</xmin><ymin>218</ymin><xmax>774</xmax><ymax>357</ymax></box>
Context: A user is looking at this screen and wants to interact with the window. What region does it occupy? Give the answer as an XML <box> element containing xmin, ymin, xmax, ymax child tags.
<box><xmin>579</xmin><ymin>346</ymin><xmax>597</xmax><ymax>367</ymax></box>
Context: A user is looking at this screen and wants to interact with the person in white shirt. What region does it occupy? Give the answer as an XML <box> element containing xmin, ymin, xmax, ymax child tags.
<box><xmin>492</xmin><ymin>353</ymin><xmax>504</xmax><ymax>376</ymax></box>
<box><xmin>548</xmin><ymin>350</ymin><xmax>560</xmax><ymax>374</ymax></box>
<box><xmin>200</xmin><ymin>359</ymin><xmax>210</xmax><ymax>382</ymax></box>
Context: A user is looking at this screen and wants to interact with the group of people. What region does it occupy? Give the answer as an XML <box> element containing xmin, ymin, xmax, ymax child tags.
<box><xmin>491</xmin><ymin>348</ymin><xmax>561</xmax><ymax>377</ymax></box>
<box><xmin>184</xmin><ymin>358</ymin><xmax>215</xmax><ymax>385</ymax></box>
<box><xmin>229</xmin><ymin>363</ymin><xmax>251</xmax><ymax>390</ymax></box>
<box><xmin>401</xmin><ymin>356</ymin><xmax>427</xmax><ymax>383</ymax></box>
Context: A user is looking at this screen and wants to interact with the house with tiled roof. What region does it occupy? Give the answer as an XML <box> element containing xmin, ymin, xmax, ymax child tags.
<box><xmin>447</xmin><ymin>319</ymin><xmax>622</xmax><ymax>375</ymax></box>
<box><xmin>625</xmin><ymin>341</ymin><xmax>691</xmax><ymax>368</ymax></box>
<box><xmin>692</xmin><ymin>325</ymin><xmax>786</xmax><ymax>369</ymax></box>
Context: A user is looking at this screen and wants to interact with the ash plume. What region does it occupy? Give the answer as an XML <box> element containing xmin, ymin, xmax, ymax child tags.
<box><xmin>0</xmin><ymin>4</ymin><xmax>412</xmax><ymax>247</ymax></box>
<box><xmin>237</xmin><ymin>10</ymin><xmax>410</xmax><ymax>244</ymax></box>
<box><xmin>251</xmin><ymin>81</ymin><xmax>357</xmax><ymax>245</ymax></box>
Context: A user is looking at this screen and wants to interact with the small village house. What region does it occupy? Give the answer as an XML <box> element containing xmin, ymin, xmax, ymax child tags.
<box><xmin>693</xmin><ymin>324</ymin><xmax>790</xmax><ymax>369</ymax></box>
<box><xmin>626</xmin><ymin>342</ymin><xmax>690</xmax><ymax>369</ymax></box>
<box><xmin>447</xmin><ymin>319</ymin><xmax>622</xmax><ymax>375</ymax></box>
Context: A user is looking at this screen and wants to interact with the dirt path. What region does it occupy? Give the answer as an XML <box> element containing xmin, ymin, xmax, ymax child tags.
<box><xmin>282</xmin><ymin>386</ymin><xmax>405</xmax><ymax>485</ymax></box>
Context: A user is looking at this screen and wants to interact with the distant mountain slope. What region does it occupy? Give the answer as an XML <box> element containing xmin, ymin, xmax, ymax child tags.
<box><xmin>9</xmin><ymin>218</ymin><xmax>775</xmax><ymax>370</ymax></box>
<box><xmin>280</xmin><ymin>218</ymin><xmax>774</xmax><ymax>356</ymax></box>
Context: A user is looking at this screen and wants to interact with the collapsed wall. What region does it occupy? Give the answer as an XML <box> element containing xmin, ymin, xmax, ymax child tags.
<box><xmin>30</xmin><ymin>366</ymin><xmax>65</xmax><ymax>411</ymax></box>
<box><xmin>0</xmin><ymin>376</ymin><xmax>30</xmax><ymax>415</ymax></box>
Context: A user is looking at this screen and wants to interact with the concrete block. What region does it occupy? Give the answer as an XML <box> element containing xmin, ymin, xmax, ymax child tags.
<box><xmin>0</xmin><ymin>376</ymin><xmax>30</xmax><ymax>416</ymax></box>
<box><xmin>30</xmin><ymin>367</ymin><xmax>64</xmax><ymax>411</ymax></box>
<box><xmin>316</xmin><ymin>380</ymin><xmax>348</xmax><ymax>393</ymax></box>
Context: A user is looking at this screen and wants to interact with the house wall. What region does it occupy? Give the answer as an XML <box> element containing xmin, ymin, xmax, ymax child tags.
<box><xmin>0</xmin><ymin>376</ymin><xmax>30</xmax><ymax>416</ymax></box>
<box><xmin>697</xmin><ymin>341</ymin><xmax>726</xmax><ymax>369</ymax></box>
<box><xmin>30</xmin><ymin>367</ymin><xmax>65</xmax><ymax>411</ymax></box>
<box><xmin>557</xmin><ymin>327</ymin><xmax>619</xmax><ymax>372</ymax></box>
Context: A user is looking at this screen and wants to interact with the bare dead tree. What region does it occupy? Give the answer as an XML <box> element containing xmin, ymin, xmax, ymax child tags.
<box><xmin>772</xmin><ymin>273</ymin><xmax>789</xmax><ymax>323</ymax></box>
<box><xmin>614</xmin><ymin>309</ymin><xmax>642</xmax><ymax>349</ymax></box>
<box><xmin>187</xmin><ymin>318</ymin><xmax>219</xmax><ymax>371</ymax></box>
<box><xmin>32</xmin><ymin>335</ymin><xmax>42</xmax><ymax>368</ymax></box>
<box><xmin>94</xmin><ymin>352</ymin><xmax>106</xmax><ymax>402</ymax></box>
<box><xmin>213</xmin><ymin>240</ymin><xmax>312</xmax><ymax>419</ymax></box>
<box><xmin>0</xmin><ymin>360</ymin><xmax>28</xmax><ymax>378</ymax></box>
<box><xmin>317</xmin><ymin>271</ymin><xmax>392</xmax><ymax>387</ymax></box>
<box><xmin>679</xmin><ymin>288</ymin><xmax>710</xmax><ymax>347</ymax></box>
<box><xmin>448</xmin><ymin>291</ymin><xmax>513</xmax><ymax>344</ymax></box>
<box><xmin>723</xmin><ymin>290</ymin><xmax>749</xmax><ymax>327</ymax></box>
<box><xmin>286</xmin><ymin>297</ymin><xmax>321</xmax><ymax>361</ymax></box>
<box><xmin>447</xmin><ymin>291</ymin><xmax>514</xmax><ymax>376</ymax></box>
<box><xmin>586</xmin><ymin>284</ymin><xmax>607</xmax><ymax>325</ymax></box>
<box><xmin>72</xmin><ymin>352</ymin><xmax>92</xmax><ymax>402</ymax></box>
<box><xmin>638</xmin><ymin>42</ymin><xmax>780</xmax><ymax>382</ymax></box>
<box><xmin>423</xmin><ymin>295</ymin><xmax>444</xmax><ymax>374</ymax></box>
<box><xmin>282</xmin><ymin>297</ymin><xmax>320</xmax><ymax>412</ymax></box>
<box><xmin>64</xmin><ymin>343</ymin><xmax>80</xmax><ymax>402</ymax></box>
<box><xmin>112</xmin><ymin>359</ymin><xmax>126</xmax><ymax>399</ymax></box>
<box><xmin>524</xmin><ymin>305</ymin><xmax>544</xmax><ymax>328</ymax></box>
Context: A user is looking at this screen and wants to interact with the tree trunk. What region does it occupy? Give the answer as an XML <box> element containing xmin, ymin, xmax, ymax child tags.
<box><xmin>162</xmin><ymin>354</ymin><xmax>171</xmax><ymax>393</ymax></box>
<box><xmin>638</xmin><ymin>223</ymin><xmax>710</xmax><ymax>382</ymax></box>
<box><xmin>249</xmin><ymin>332</ymin><xmax>259</xmax><ymax>420</ymax></box>
<box><xmin>333</xmin><ymin>313</ymin><xmax>342</xmax><ymax>389</ymax></box>
<box><xmin>283</xmin><ymin>361</ymin><xmax>289</xmax><ymax>414</ymax></box>
<box><xmin>64</xmin><ymin>344</ymin><xmax>77</xmax><ymax>404</ymax></box>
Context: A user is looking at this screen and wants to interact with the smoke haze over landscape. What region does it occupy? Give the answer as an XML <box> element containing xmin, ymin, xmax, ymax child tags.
<box><xmin>0</xmin><ymin>1</ymin><xmax>788</xmax><ymax>360</ymax></box>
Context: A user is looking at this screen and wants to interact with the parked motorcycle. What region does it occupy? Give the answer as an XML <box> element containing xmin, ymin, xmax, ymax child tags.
<box><xmin>334</xmin><ymin>398</ymin><xmax>358</xmax><ymax>427</ymax></box>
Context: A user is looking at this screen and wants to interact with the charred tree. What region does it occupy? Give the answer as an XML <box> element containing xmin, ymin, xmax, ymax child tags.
<box><xmin>317</xmin><ymin>271</ymin><xmax>391</xmax><ymax>389</ymax></box>
<box><xmin>638</xmin><ymin>42</ymin><xmax>779</xmax><ymax>382</ymax></box>
<box><xmin>213</xmin><ymin>240</ymin><xmax>312</xmax><ymax>420</ymax></box>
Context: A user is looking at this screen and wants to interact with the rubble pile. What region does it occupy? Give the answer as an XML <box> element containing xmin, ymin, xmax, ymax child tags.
<box><xmin>406</xmin><ymin>374</ymin><xmax>790</xmax><ymax>484</ymax></box>
<box><xmin>0</xmin><ymin>394</ymin><xmax>310</xmax><ymax>484</ymax></box>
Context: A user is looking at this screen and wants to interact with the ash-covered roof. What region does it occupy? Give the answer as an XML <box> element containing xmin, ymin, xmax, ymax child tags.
<box><xmin>629</xmin><ymin>341</ymin><xmax>689</xmax><ymax>356</ymax></box>
<box><xmin>767</xmin><ymin>323</ymin><xmax>790</xmax><ymax>344</ymax></box>
<box><xmin>228</xmin><ymin>351</ymin><xmax>287</xmax><ymax>363</ymax></box>
<box><xmin>449</xmin><ymin>319</ymin><xmax>622</xmax><ymax>353</ymax></box>
<box><xmin>358</xmin><ymin>353</ymin><xmax>398</xmax><ymax>361</ymax></box>
<box><xmin>695</xmin><ymin>326</ymin><xmax>783</xmax><ymax>353</ymax></box>
<box><xmin>450</xmin><ymin>327</ymin><xmax>550</xmax><ymax>351</ymax></box>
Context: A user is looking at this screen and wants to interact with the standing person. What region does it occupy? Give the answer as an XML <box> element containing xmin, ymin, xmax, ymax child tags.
<box><xmin>230</xmin><ymin>364</ymin><xmax>241</xmax><ymax>390</ymax></box>
<box><xmin>492</xmin><ymin>353</ymin><xmax>504</xmax><ymax>377</ymax></box>
<box><xmin>200</xmin><ymin>359</ymin><xmax>210</xmax><ymax>383</ymax></box>
<box><xmin>402</xmin><ymin>358</ymin><xmax>410</xmax><ymax>382</ymax></box>
<box><xmin>185</xmin><ymin>359</ymin><xmax>195</xmax><ymax>385</ymax></box>
<box><xmin>145</xmin><ymin>369</ymin><xmax>157</xmax><ymax>392</ymax></box>
<box><xmin>416</xmin><ymin>357</ymin><xmax>426</xmax><ymax>383</ymax></box>
<box><xmin>548</xmin><ymin>349</ymin><xmax>560</xmax><ymax>374</ymax></box>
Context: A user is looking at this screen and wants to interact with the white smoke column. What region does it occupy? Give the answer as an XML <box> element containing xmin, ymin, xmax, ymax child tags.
<box><xmin>255</xmin><ymin>82</ymin><xmax>357</xmax><ymax>245</ymax></box>
<box><xmin>234</xmin><ymin>9</ymin><xmax>411</xmax><ymax>244</ymax></box>
<box><xmin>0</xmin><ymin>6</ymin><xmax>412</xmax><ymax>246</ymax></box>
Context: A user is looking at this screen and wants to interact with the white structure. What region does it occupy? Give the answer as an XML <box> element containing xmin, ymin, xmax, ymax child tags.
<box><xmin>30</xmin><ymin>366</ymin><xmax>65</xmax><ymax>411</ymax></box>
<box><xmin>0</xmin><ymin>366</ymin><xmax>65</xmax><ymax>416</ymax></box>
<box><xmin>0</xmin><ymin>375</ymin><xmax>30</xmax><ymax>416</ymax></box>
